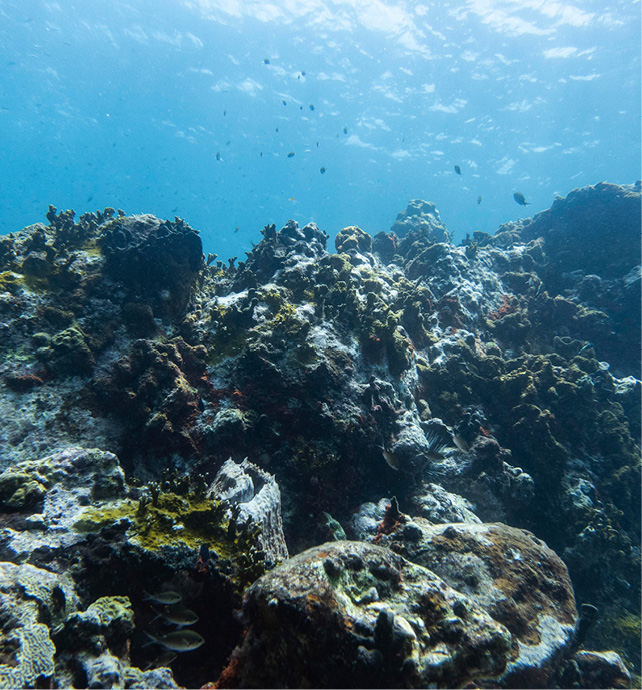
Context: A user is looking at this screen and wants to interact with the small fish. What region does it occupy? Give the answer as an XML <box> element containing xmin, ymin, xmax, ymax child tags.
<box><xmin>454</xmin><ymin>165</ymin><xmax>462</xmax><ymax>175</ymax></box>
<box><xmin>282</xmin><ymin>100</ymin><xmax>287</xmax><ymax>106</ymax></box>
<box><xmin>513</xmin><ymin>191</ymin><xmax>529</xmax><ymax>206</ymax></box>
<box><xmin>477</xmin><ymin>196</ymin><xmax>482</xmax><ymax>205</ymax></box>
<box><xmin>287</xmin><ymin>151</ymin><xmax>295</xmax><ymax>158</ymax></box>
<box><xmin>144</xmin><ymin>630</ymin><xmax>205</xmax><ymax>652</ymax></box>
<box><xmin>151</xmin><ymin>605</ymin><xmax>199</xmax><ymax>628</ymax></box>
<box><xmin>144</xmin><ymin>650</ymin><xmax>177</xmax><ymax>670</ymax></box>
<box><xmin>320</xmin><ymin>166</ymin><xmax>326</xmax><ymax>174</ymax></box>
<box><xmin>143</xmin><ymin>591</ymin><xmax>182</xmax><ymax>606</ymax></box>
<box><xmin>216</xmin><ymin>152</ymin><xmax>221</xmax><ymax>161</ymax></box>
<box><xmin>223</xmin><ymin>110</ymin><xmax>226</xmax><ymax>116</ymax></box>
<box><xmin>234</xmin><ymin>226</ymin><xmax>240</xmax><ymax>233</ymax></box>
<box><xmin>343</xmin><ymin>126</ymin><xmax>348</xmax><ymax>134</ymax></box>
<box><xmin>452</xmin><ymin>433</ymin><xmax>470</xmax><ymax>453</ymax></box>
<box><xmin>309</xmin><ymin>104</ymin><xmax>315</xmax><ymax>111</ymax></box>
<box><xmin>263</xmin><ymin>58</ymin><xmax>270</xmax><ymax>64</ymax></box>
<box><xmin>301</xmin><ymin>70</ymin><xmax>306</xmax><ymax>76</ymax></box>
<box><xmin>288</xmin><ymin>197</ymin><xmax>296</xmax><ymax>202</ymax></box>
<box><xmin>276</xmin><ymin>127</ymin><xmax>279</xmax><ymax>132</ymax></box>
<box><xmin>316</xmin><ymin>142</ymin><xmax>319</xmax><ymax>147</ymax></box>
<box><xmin>381</xmin><ymin>448</ymin><xmax>399</xmax><ymax>471</ymax></box>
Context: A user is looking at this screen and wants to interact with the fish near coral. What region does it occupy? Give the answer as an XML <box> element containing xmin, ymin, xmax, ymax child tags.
<box><xmin>151</xmin><ymin>605</ymin><xmax>199</xmax><ymax>628</ymax></box>
<box><xmin>143</xmin><ymin>590</ymin><xmax>182</xmax><ymax>606</ymax></box>
<box><xmin>144</xmin><ymin>630</ymin><xmax>205</xmax><ymax>652</ymax></box>
<box><xmin>513</xmin><ymin>191</ymin><xmax>529</xmax><ymax>206</ymax></box>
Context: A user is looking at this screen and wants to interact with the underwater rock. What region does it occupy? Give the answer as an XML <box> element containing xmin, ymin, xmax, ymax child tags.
<box><xmin>373</xmin><ymin>521</ymin><xmax>578</xmax><ymax>687</ymax></box>
<box><xmin>389</xmin><ymin>199</ymin><xmax>451</xmax><ymax>243</ymax></box>
<box><xmin>0</xmin><ymin>447</ymin><xmax>126</xmax><ymax>558</ymax></box>
<box><xmin>335</xmin><ymin>225</ymin><xmax>373</xmax><ymax>255</ymax></box>
<box><xmin>0</xmin><ymin>561</ymin><xmax>78</xmax><ymax>689</ymax></box>
<box><xmin>350</xmin><ymin>498</ymin><xmax>395</xmax><ymax>541</ymax></box>
<box><xmin>94</xmin><ymin>336</ymin><xmax>208</xmax><ymax>466</ymax></box>
<box><xmin>99</xmin><ymin>214</ymin><xmax>203</xmax><ymax>316</ymax></box>
<box><xmin>560</xmin><ymin>650</ymin><xmax>632</xmax><ymax>689</ymax></box>
<box><xmin>411</xmin><ymin>483</ymin><xmax>481</xmax><ymax>525</ymax></box>
<box><xmin>497</xmin><ymin>181</ymin><xmax>641</xmax><ymax>374</ymax></box>
<box><xmin>220</xmin><ymin>540</ymin><xmax>512</xmax><ymax>688</ymax></box>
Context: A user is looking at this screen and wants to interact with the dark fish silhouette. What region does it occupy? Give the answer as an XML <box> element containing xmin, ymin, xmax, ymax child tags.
<box><xmin>309</xmin><ymin>104</ymin><xmax>315</xmax><ymax>111</ymax></box>
<box><xmin>477</xmin><ymin>196</ymin><xmax>482</xmax><ymax>205</ymax></box>
<box><xmin>263</xmin><ymin>58</ymin><xmax>270</xmax><ymax>64</ymax></box>
<box><xmin>454</xmin><ymin>165</ymin><xmax>462</xmax><ymax>175</ymax></box>
<box><xmin>513</xmin><ymin>192</ymin><xmax>529</xmax><ymax>206</ymax></box>
<box><xmin>282</xmin><ymin>100</ymin><xmax>287</xmax><ymax>106</ymax></box>
<box><xmin>287</xmin><ymin>152</ymin><xmax>295</xmax><ymax>158</ymax></box>
<box><xmin>343</xmin><ymin>126</ymin><xmax>348</xmax><ymax>134</ymax></box>
<box><xmin>144</xmin><ymin>650</ymin><xmax>177</xmax><ymax>670</ymax></box>
<box><xmin>143</xmin><ymin>591</ymin><xmax>182</xmax><ymax>606</ymax></box>
<box><xmin>320</xmin><ymin>166</ymin><xmax>326</xmax><ymax>174</ymax></box>
<box><xmin>216</xmin><ymin>152</ymin><xmax>221</xmax><ymax>161</ymax></box>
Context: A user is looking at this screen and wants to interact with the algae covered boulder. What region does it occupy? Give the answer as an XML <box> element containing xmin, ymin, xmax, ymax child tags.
<box><xmin>220</xmin><ymin>540</ymin><xmax>513</xmax><ymax>688</ymax></box>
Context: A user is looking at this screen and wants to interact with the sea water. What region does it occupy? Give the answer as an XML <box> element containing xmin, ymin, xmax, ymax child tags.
<box><xmin>0</xmin><ymin>0</ymin><xmax>640</xmax><ymax>258</ymax></box>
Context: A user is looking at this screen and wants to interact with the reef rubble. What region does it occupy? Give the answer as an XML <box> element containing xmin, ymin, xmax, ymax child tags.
<box><xmin>0</xmin><ymin>181</ymin><xmax>639</xmax><ymax>688</ymax></box>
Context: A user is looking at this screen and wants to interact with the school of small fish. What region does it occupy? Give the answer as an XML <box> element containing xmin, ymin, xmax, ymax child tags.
<box><xmin>218</xmin><ymin>61</ymin><xmax>532</xmax><ymax>231</ymax></box>
<box><xmin>143</xmin><ymin>589</ymin><xmax>203</xmax><ymax>666</ymax></box>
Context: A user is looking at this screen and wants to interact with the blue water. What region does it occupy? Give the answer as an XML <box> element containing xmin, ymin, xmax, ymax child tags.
<box><xmin>1</xmin><ymin>0</ymin><xmax>640</xmax><ymax>258</ymax></box>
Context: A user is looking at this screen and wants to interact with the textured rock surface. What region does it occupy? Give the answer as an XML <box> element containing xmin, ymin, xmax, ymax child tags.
<box><xmin>221</xmin><ymin>540</ymin><xmax>513</xmax><ymax>688</ymax></box>
<box><xmin>373</xmin><ymin>520</ymin><xmax>578</xmax><ymax>687</ymax></box>
<box><xmin>389</xmin><ymin>199</ymin><xmax>451</xmax><ymax>243</ymax></box>
<box><xmin>0</xmin><ymin>447</ymin><xmax>126</xmax><ymax>558</ymax></box>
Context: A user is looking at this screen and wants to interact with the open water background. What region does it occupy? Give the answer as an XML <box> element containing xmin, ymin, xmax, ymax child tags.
<box><xmin>0</xmin><ymin>0</ymin><xmax>640</xmax><ymax>258</ymax></box>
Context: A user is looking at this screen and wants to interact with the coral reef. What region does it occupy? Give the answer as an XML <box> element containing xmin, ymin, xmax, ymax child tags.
<box><xmin>0</xmin><ymin>182</ymin><xmax>639</xmax><ymax>687</ymax></box>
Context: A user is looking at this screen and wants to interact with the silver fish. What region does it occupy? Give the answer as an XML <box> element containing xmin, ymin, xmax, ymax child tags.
<box><xmin>144</xmin><ymin>629</ymin><xmax>205</xmax><ymax>652</ymax></box>
<box><xmin>151</xmin><ymin>605</ymin><xmax>199</xmax><ymax>628</ymax></box>
<box><xmin>143</xmin><ymin>590</ymin><xmax>182</xmax><ymax>606</ymax></box>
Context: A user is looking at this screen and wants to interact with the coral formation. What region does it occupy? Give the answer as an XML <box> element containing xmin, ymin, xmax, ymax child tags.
<box><xmin>0</xmin><ymin>182</ymin><xmax>639</xmax><ymax>687</ymax></box>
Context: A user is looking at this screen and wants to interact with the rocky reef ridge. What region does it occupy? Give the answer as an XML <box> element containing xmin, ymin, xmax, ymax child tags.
<box><xmin>0</xmin><ymin>183</ymin><xmax>639</xmax><ymax>688</ymax></box>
